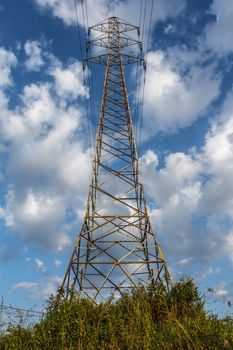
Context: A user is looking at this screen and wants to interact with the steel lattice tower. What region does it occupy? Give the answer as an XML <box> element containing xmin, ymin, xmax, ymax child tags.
<box><xmin>61</xmin><ymin>17</ymin><xmax>171</xmax><ymax>300</ymax></box>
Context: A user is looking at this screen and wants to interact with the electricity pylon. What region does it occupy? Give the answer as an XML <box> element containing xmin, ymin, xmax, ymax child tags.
<box><xmin>61</xmin><ymin>17</ymin><xmax>171</xmax><ymax>301</ymax></box>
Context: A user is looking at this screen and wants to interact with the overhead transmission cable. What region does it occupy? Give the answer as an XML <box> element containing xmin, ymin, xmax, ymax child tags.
<box><xmin>135</xmin><ymin>0</ymin><xmax>147</xmax><ymax>147</ymax></box>
<box><xmin>132</xmin><ymin>0</ymin><xmax>142</xmax><ymax>133</ymax></box>
<box><xmin>84</xmin><ymin>0</ymin><xmax>97</xmax><ymax>137</ymax></box>
<box><xmin>134</xmin><ymin>0</ymin><xmax>144</xmax><ymax>142</ymax></box>
<box><xmin>81</xmin><ymin>0</ymin><xmax>96</xmax><ymax>147</ymax></box>
<box><xmin>0</xmin><ymin>304</ymin><xmax>44</xmax><ymax>315</ymax></box>
<box><xmin>73</xmin><ymin>0</ymin><xmax>93</xmax><ymax>164</ymax></box>
<box><xmin>138</xmin><ymin>0</ymin><xmax>154</xmax><ymax>158</ymax></box>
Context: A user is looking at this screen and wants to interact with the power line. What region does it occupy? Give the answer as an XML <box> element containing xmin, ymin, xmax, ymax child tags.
<box><xmin>141</xmin><ymin>0</ymin><xmax>147</xmax><ymax>49</ymax></box>
<box><xmin>146</xmin><ymin>0</ymin><xmax>155</xmax><ymax>56</ymax></box>
<box><xmin>135</xmin><ymin>0</ymin><xmax>147</xmax><ymax>147</ymax></box>
<box><xmin>139</xmin><ymin>0</ymin><xmax>143</xmax><ymax>27</ymax></box>
<box><xmin>73</xmin><ymin>0</ymin><xmax>93</xmax><ymax>162</ymax></box>
<box><xmin>81</xmin><ymin>0</ymin><xmax>96</xmax><ymax>148</ymax></box>
<box><xmin>138</xmin><ymin>0</ymin><xmax>155</xmax><ymax>158</ymax></box>
<box><xmin>73</xmin><ymin>0</ymin><xmax>84</xmax><ymax>60</ymax></box>
<box><xmin>132</xmin><ymin>0</ymin><xmax>143</xmax><ymax>133</ymax></box>
<box><xmin>0</xmin><ymin>304</ymin><xmax>44</xmax><ymax>316</ymax></box>
<box><xmin>134</xmin><ymin>0</ymin><xmax>146</xmax><ymax>146</ymax></box>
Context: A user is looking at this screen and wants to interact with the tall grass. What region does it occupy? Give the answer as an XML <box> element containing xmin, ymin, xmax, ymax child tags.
<box><xmin>0</xmin><ymin>278</ymin><xmax>232</xmax><ymax>349</ymax></box>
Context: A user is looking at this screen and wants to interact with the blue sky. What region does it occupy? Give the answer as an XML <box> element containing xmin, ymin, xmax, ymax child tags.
<box><xmin>0</xmin><ymin>0</ymin><xmax>233</xmax><ymax>315</ymax></box>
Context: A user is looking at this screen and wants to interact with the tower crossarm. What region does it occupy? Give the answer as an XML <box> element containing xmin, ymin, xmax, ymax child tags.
<box><xmin>88</xmin><ymin>17</ymin><xmax>140</xmax><ymax>35</ymax></box>
<box><xmin>86</xmin><ymin>35</ymin><xmax>142</xmax><ymax>50</ymax></box>
<box><xmin>84</xmin><ymin>53</ymin><xmax>144</xmax><ymax>66</ymax></box>
<box><xmin>84</xmin><ymin>17</ymin><xmax>144</xmax><ymax>68</ymax></box>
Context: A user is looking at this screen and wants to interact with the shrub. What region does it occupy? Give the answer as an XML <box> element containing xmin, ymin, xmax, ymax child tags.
<box><xmin>0</xmin><ymin>278</ymin><xmax>232</xmax><ymax>350</ymax></box>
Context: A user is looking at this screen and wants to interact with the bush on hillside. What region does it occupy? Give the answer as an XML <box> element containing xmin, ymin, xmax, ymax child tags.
<box><xmin>0</xmin><ymin>278</ymin><xmax>232</xmax><ymax>349</ymax></box>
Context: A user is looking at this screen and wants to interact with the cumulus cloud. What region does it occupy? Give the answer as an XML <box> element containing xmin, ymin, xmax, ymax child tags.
<box><xmin>200</xmin><ymin>91</ymin><xmax>233</xmax><ymax>219</ymax></box>
<box><xmin>1</xmin><ymin>190</ymin><xmax>71</xmax><ymax>250</ymax></box>
<box><xmin>49</xmin><ymin>61</ymin><xmax>86</xmax><ymax>100</ymax></box>
<box><xmin>11</xmin><ymin>276</ymin><xmax>62</xmax><ymax>301</ymax></box>
<box><xmin>205</xmin><ymin>0</ymin><xmax>233</xmax><ymax>54</ymax></box>
<box><xmin>12</xmin><ymin>281</ymin><xmax>38</xmax><ymax>292</ymax></box>
<box><xmin>24</xmin><ymin>40</ymin><xmax>45</xmax><ymax>71</ymax></box>
<box><xmin>0</xmin><ymin>44</ymin><xmax>91</xmax><ymax>252</ymax></box>
<box><xmin>34</xmin><ymin>0</ymin><xmax>76</xmax><ymax>25</ymax></box>
<box><xmin>214</xmin><ymin>281</ymin><xmax>230</xmax><ymax>298</ymax></box>
<box><xmin>163</xmin><ymin>23</ymin><xmax>176</xmax><ymax>34</ymax></box>
<box><xmin>35</xmin><ymin>258</ymin><xmax>46</xmax><ymax>272</ymax></box>
<box><xmin>149</xmin><ymin>152</ymin><xmax>201</xmax><ymax>204</ymax></box>
<box><xmin>54</xmin><ymin>259</ymin><xmax>62</xmax><ymax>267</ymax></box>
<box><xmin>141</xmin><ymin>50</ymin><xmax>220</xmax><ymax>137</ymax></box>
<box><xmin>40</xmin><ymin>275</ymin><xmax>62</xmax><ymax>299</ymax></box>
<box><xmin>12</xmin><ymin>276</ymin><xmax>62</xmax><ymax>300</ymax></box>
<box><xmin>216</xmin><ymin>289</ymin><xmax>228</xmax><ymax>298</ymax></box>
<box><xmin>195</xmin><ymin>266</ymin><xmax>221</xmax><ymax>281</ymax></box>
<box><xmin>140</xmin><ymin>88</ymin><xmax>233</xmax><ymax>266</ymax></box>
<box><xmin>0</xmin><ymin>47</ymin><xmax>17</xmax><ymax>87</ymax></box>
<box><xmin>33</xmin><ymin>0</ymin><xmax>185</xmax><ymax>27</ymax></box>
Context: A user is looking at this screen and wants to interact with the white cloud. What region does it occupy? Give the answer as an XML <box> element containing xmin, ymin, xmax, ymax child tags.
<box><xmin>0</xmin><ymin>44</ymin><xmax>91</xmax><ymax>252</ymax></box>
<box><xmin>12</xmin><ymin>276</ymin><xmax>62</xmax><ymax>300</ymax></box>
<box><xmin>150</xmin><ymin>181</ymin><xmax>203</xmax><ymax>258</ymax></box>
<box><xmin>12</xmin><ymin>281</ymin><xmax>38</xmax><ymax>292</ymax></box>
<box><xmin>164</xmin><ymin>23</ymin><xmax>176</xmax><ymax>34</ymax></box>
<box><xmin>205</xmin><ymin>0</ymin><xmax>233</xmax><ymax>54</ymax></box>
<box><xmin>214</xmin><ymin>282</ymin><xmax>229</xmax><ymax>298</ymax></box>
<box><xmin>142</xmin><ymin>50</ymin><xmax>220</xmax><ymax>137</ymax></box>
<box><xmin>141</xmin><ymin>151</ymin><xmax>201</xmax><ymax>204</ymax></box>
<box><xmin>196</xmin><ymin>266</ymin><xmax>221</xmax><ymax>281</ymax></box>
<box><xmin>139</xmin><ymin>88</ymin><xmax>233</xmax><ymax>265</ymax></box>
<box><xmin>0</xmin><ymin>47</ymin><xmax>17</xmax><ymax>87</ymax></box>
<box><xmin>24</xmin><ymin>40</ymin><xmax>45</xmax><ymax>71</ymax></box>
<box><xmin>223</xmin><ymin>232</ymin><xmax>233</xmax><ymax>263</ymax></box>
<box><xmin>1</xmin><ymin>190</ymin><xmax>71</xmax><ymax>251</ymax></box>
<box><xmin>178</xmin><ymin>257</ymin><xmax>193</xmax><ymax>267</ymax></box>
<box><xmin>199</xmin><ymin>90</ymin><xmax>233</xmax><ymax>219</ymax></box>
<box><xmin>34</xmin><ymin>0</ymin><xmax>76</xmax><ymax>25</ymax></box>
<box><xmin>49</xmin><ymin>61</ymin><xmax>87</xmax><ymax>100</ymax></box>
<box><xmin>140</xmin><ymin>149</ymin><xmax>158</xmax><ymax>167</ymax></box>
<box><xmin>40</xmin><ymin>275</ymin><xmax>62</xmax><ymax>299</ymax></box>
<box><xmin>54</xmin><ymin>259</ymin><xmax>62</xmax><ymax>267</ymax></box>
<box><xmin>35</xmin><ymin>258</ymin><xmax>46</xmax><ymax>272</ymax></box>
<box><xmin>154</xmin><ymin>0</ymin><xmax>185</xmax><ymax>21</ymax></box>
<box><xmin>33</xmin><ymin>0</ymin><xmax>185</xmax><ymax>27</ymax></box>
<box><xmin>216</xmin><ymin>289</ymin><xmax>228</xmax><ymax>297</ymax></box>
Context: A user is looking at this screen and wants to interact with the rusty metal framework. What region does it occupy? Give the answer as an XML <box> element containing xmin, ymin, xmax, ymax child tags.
<box><xmin>61</xmin><ymin>17</ymin><xmax>171</xmax><ymax>301</ymax></box>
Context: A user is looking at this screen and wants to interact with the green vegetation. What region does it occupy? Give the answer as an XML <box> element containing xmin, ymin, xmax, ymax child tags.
<box><xmin>0</xmin><ymin>278</ymin><xmax>232</xmax><ymax>349</ymax></box>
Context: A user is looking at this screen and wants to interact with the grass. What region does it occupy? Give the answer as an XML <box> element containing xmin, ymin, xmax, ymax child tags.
<box><xmin>0</xmin><ymin>278</ymin><xmax>232</xmax><ymax>349</ymax></box>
